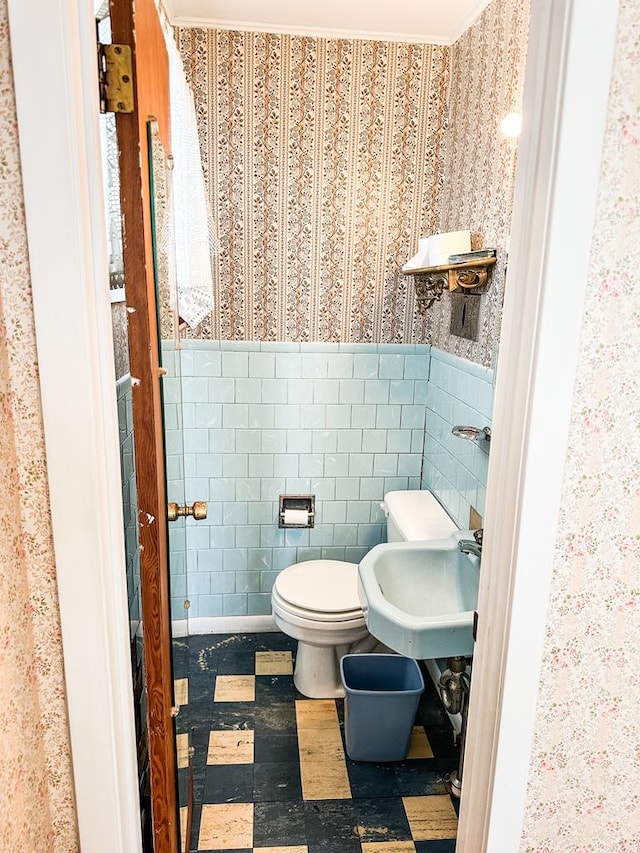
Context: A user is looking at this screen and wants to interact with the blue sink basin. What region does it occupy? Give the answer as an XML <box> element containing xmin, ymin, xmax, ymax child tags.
<box><xmin>357</xmin><ymin>534</ymin><xmax>480</xmax><ymax>659</ymax></box>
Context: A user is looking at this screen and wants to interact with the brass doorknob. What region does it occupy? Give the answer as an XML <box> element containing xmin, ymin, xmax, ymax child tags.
<box><xmin>167</xmin><ymin>501</ymin><xmax>208</xmax><ymax>522</ymax></box>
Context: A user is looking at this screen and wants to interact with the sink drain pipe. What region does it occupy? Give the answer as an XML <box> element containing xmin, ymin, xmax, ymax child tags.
<box><xmin>439</xmin><ymin>656</ymin><xmax>471</xmax><ymax>798</ymax></box>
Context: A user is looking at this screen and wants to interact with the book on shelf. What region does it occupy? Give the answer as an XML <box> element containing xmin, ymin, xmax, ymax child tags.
<box><xmin>447</xmin><ymin>248</ymin><xmax>496</xmax><ymax>264</ymax></box>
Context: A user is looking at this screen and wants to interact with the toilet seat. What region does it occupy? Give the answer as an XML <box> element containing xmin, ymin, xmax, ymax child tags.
<box><xmin>273</xmin><ymin>560</ymin><xmax>362</xmax><ymax>622</ymax></box>
<box><xmin>272</xmin><ymin>586</ymin><xmax>364</xmax><ymax>626</ymax></box>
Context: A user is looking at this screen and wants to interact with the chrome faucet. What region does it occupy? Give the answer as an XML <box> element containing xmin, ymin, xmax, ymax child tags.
<box><xmin>458</xmin><ymin>528</ymin><xmax>483</xmax><ymax>560</ymax></box>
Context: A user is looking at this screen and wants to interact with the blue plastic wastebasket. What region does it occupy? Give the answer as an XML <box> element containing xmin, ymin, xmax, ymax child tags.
<box><xmin>340</xmin><ymin>653</ymin><xmax>425</xmax><ymax>762</ymax></box>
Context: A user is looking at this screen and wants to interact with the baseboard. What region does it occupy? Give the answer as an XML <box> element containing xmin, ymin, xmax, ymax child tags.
<box><xmin>171</xmin><ymin>615</ymin><xmax>277</xmax><ymax>637</ymax></box>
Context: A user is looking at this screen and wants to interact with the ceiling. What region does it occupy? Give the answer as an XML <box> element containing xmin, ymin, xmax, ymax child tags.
<box><xmin>163</xmin><ymin>0</ymin><xmax>492</xmax><ymax>45</ymax></box>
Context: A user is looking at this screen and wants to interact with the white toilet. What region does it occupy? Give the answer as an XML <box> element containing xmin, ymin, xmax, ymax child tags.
<box><xmin>271</xmin><ymin>490</ymin><xmax>458</xmax><ymax>698</ymax></box>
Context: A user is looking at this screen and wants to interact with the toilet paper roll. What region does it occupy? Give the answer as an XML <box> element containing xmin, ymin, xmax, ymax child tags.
<box><xmin>429</xmin><ymin>230</ymin><xmax>471</xmax><ymax>266</ymax></box>
<box><xmin>282</xmin><ymin>508</ymin><xmax>310</xmax><ymax>526</ymax></box>
<box><xmin>402</xmin><ymin>236</ymin><xmax>431</xmax><ymax>271</ymax></box>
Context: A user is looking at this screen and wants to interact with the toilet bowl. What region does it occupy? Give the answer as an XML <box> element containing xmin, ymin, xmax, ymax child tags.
<box><xmin>272</xmin><ymin>559</ymin><xmax>373</xmax><ymax>698</ymax></box>
<box><xmin>271</xmin><ymin>490</ymin><xmax>458</xmax><ymax>699</ymax></box>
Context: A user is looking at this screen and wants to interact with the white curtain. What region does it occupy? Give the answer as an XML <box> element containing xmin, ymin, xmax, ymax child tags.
<box><xmin>163</xmin><ymin>18</ymin><xmax>216</xmax><ymax>329</ymax></box>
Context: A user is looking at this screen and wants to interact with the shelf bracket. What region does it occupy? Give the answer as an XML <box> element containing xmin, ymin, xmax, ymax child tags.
<box><xmin>404</xmin><ymin>257</ymin><xmax>497</xmax><ymax>311</ymax></box>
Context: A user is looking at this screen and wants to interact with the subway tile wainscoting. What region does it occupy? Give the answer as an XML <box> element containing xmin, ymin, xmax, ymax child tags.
<box><xmin>162</xmin><ymin>342</ymin><xmax>493</xmax><ymax>623</ymax></box>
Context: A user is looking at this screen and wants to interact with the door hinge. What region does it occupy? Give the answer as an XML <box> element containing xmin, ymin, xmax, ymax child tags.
<box><xmin>98</xmin><ymin>42</ymin><xmax>134</xmax><ymax>114</ymax></box>
<box><xmin>473</xmin><ymin>610</ymin><xmax>479</xmax><ymax>642</ymax></box>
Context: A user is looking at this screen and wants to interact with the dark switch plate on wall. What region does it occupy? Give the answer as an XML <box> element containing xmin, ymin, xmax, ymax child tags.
<box><xmin>450</xmin><ymin>293</ymin><xmax>481</xmax><ymax>341</ymax></box>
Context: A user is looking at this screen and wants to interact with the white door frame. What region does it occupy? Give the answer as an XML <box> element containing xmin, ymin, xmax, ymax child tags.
<box><xmin>7</xmin><ymin>0</ymin><xmax>619</xmax><ymax>848</ymax></box>
<box><xmin>7</xmin><ymin>0</ymin><xmax>143</xmax><ymax>850</ymax></box>
<box><xmin>458</xmin><ymin>1</ymin><xmax>618</xmax><ymax>850</ymax></box>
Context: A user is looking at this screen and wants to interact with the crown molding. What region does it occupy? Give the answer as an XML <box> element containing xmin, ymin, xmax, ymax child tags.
<box><xmin>450</xmin><ymin>0</ymin><xmax>492</xmax><ymax>43</ymax></box>
<box><xmin>169</xmin><ymin>15</ymin><xmax>451</xmax><ymax>45</ymax></box>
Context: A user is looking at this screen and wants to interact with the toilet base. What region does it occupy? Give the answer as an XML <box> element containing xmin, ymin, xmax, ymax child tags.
<box><xmin>293</xmin><ymin>634</ymin><xmax>381</xmax><ymax>699</ymax></box>
<box><xmin>294</xmin><ymin>641</ymin><xmax>350</xmax><ymax>698</ymax></box>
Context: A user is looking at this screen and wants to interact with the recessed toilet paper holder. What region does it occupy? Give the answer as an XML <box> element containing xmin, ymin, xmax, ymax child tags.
<box><xmin>279</xmin><ymin>494</ymin><xmax>315</xmax><ymax>528</ymax></box>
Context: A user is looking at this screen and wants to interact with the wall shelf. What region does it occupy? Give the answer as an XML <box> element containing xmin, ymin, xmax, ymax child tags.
<box><xmin>403</xmin><ymin>257</ymin><xmax>497</xmax><ymax>310</ymax></box>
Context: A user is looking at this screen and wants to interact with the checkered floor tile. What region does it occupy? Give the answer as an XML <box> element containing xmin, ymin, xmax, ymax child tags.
<box><xmin>174</xmin><ymin>633</ymin><xmax>460</xmax><ymax>853</ymax></box>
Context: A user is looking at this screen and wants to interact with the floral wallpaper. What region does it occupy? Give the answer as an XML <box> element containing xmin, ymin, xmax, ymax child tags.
<box><xmin>433</xmin><ymin>0</ymin><xmax>530</xmax><ymax>368</ymax></box>
<box><xmin>176</xmin><ymin>28</ymin><xmax>450</xmax><ymax>343</ymax></box>
<box><xmin>0</xmin><ymin>2</ymin><xmax>79</xmax><ymax>850</ymax></box>
<box><xmin>520</xmin><ymin>2</ymin><xmax>640</xmax><ymax>849</ymax></box>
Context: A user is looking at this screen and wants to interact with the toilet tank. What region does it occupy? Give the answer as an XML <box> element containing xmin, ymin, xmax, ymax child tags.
<box><xmin>383</xmin><ymin>490</ymin><xmax>458</xmax><ymax>542</ymax></box>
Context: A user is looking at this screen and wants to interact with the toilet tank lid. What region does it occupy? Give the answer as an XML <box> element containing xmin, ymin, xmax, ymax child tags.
<box><xmin>382</xmin><ymin>490</ymin><xmax>458</xmax><ymax>541</ymax></box>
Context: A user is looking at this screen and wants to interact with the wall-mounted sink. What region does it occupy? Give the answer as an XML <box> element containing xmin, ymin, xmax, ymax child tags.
<box><xmin>357</xmin><ymin>535</ymin><xmax>480</xmax><ymax>659</ymax></box>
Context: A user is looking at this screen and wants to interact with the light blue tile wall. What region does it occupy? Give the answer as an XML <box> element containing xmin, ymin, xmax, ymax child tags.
<box><xmin>163</xmin><ymin>342</ymin><xmax>429</xmax><ymax>618</ymax></box>
<box><xmin>421</xmin><ymin>348</ymin><xmax>494</xmax><ymax>529</ymax></box>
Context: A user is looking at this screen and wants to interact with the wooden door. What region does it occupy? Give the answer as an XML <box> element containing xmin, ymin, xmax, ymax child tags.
<box><xmin>109</xmin><ymin>0</ymin><xmax>178</xmax><ymax>850</ymax></box>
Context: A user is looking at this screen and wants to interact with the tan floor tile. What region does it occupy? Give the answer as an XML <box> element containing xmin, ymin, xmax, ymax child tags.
<box><xmin>299</xmin><ymin>759</ymin><xmax>352</xmax><ymax>800</ymax></box>
<box><xmin>174</xmin><ymin>677</ymin><xmax>188</xmax><ymax>707</ymax></box>
<box><xmin>179</xmin><ymin>806</ymin><xmax>188</xmax><ymax>852</ymax></box>
<box><xmin>207</xmin><ymin>729</ymin><xmax>254</xmax><ymax>764</ymax></box>
<box><xmin>295</xmin><ymin>699</ymin><xmax>340</xmax><ymax>729</ymax></box>
<box><xmin>361</xmin><ymin>843</ymin><xmax>416</xmax><ymax>853</ymax></box>
<box><xmin>213</xmin><ymin>674</ymin><xmax>255</xmax><ymax>703</ymax></box>
<box><xmin>296</xmin><ymin>699</ymin><xmax>350</xmax><ymax>799</ymax></box>
<box><xmin>403</xmin><ymin>795</ymin><xmax>458</xmax><ymax>841</ymax></box>
<box><xmin>298</xmin><ymin>734</ymin><xmax>345</xmax><ymax>763</ymax></box>
<box><xmin>254</xmin><ymin>848</ymin><xmax>308</xmax><ymax>853</ymax></box>
<box><xmin>406</xmin><ymin>726</ymin><xmax>434</xmax><ymax>759</ymax></box>
<box><xmin>176</xmin><ymin>732</ymin><xmax>189</xmax><ymax>769</ymax></box>
<box><xmin>198</xmin><ymin>803</ymin><xmax>253</xmax><ymax>850</ymax></box>
<box><xmin>255</xmin><ymin>650</ymin><xmax>294</xmax><ymax>675</ymax></box>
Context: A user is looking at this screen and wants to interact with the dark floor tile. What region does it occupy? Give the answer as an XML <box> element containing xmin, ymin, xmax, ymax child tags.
<box><xmin>209</xmin><ymin>703</ymin><xmax>255</xmax><ymax>732</ymax></box>
<box><xmin>304</xmin><ymin>800</ymin><xmax>359</xmax><ymax>845</ymax></box>
<box><xmin>189</xmin><ymin>801</ymin><xmax>202</xmax><ymax>852</ymax></box>
<box><xmin>187</xmin><ymin>682</ymin><xmax>215</xmax><ymax>716</ymax></box>
<box><xmin>189</xmin><ymin>725</ymin><xmax>213</xmax><ymax>765</ymax></box>
<box><xmin>189</xmin><ymin>644</ymin><xmax>220</xmax><ymax>674</ymax></box>
<box><xmin>352</xmin><ymin>797</ymin><xmax>412</xmax><ymax>843</ymax></box>
<box><xmin>198</xmin><ymin>848</ymin><xmax>252</xmax><ymax>853</ymax></box>
<box><xmin>254</xmin><ymin>631</ymin><xmax>298</xmax><ymax>652</ymax></box>
<box><xmin>346</xmin><ymin>759</ymin><xmax>400</xmax><ymax>799</ymax></box>
<box><xmin>426</xmin><ymin>725</ymin><xmax>460</xmax><ymax>761</ymax></box>
<box><xmin>394</xmin><ymin>759</ymin><xmax>448</xmax><ymax>797</ymax></box>
<box><xmin>253</xmin><ymin>801</ymin><xmax>307</xmax><ymax>847</ymax></box>
<box><xmin>171</xmin><ymin>639</ymin><xmax>190</xmax><ymax>679</ymax></box>
<box><xmin>187</xmin><ymin>633</ymin><xmax>236</xmax><ymax>654</ymax></box>
<box><xmin>217</xmin><ymin>650</ymin><xmax>256</xmax><ymax>675</ymax></box>
<box><xmin>450</xmin><ymin>793</ymin><xmax>461</xmax><ymax>817</ymax></box>
<box><xmin>177</xmin><ymin>765</ymin><xmax>190</xmax><ymax>806</ymax></box>
<box><xmin>175</xmin><ymin>713</ymin><xmax>190</xmax><ymax>735</ymax></box>
<box><xmin>254</xmin><ymin>701</ymin><xmax>297</xmax><ymax>735</ymax></box>
<box><xmin>307</xmin><ymin>841</ymin><xmax>362</xmax><ymax>853</ymax></box>
<box><xmin>192</xmin><ymin>763</ymin><xmax>207</xmax><ymax>804</ymax></box>
<box><xmin>194</xmin><ymin>633</ymin><xmax>258</xmax><ymax>654</ymax></box>
<box><xmin>253</xmin><ymin>762</ymin><xmax>302</xmax><ymax>802</ymax></box>
<box><xmin>189</xmin><ymin>651</ymin><xmax>220</xmax><ymax>679</ymax></box>
<box><xmin>202</xmin><ymin>764</ymin><xmax>253</xmax><ymax>804</ymax></box>
<box><xmin>256</xmin><ymin>674</ymin><xmax>297</xmax><ymax>702</ymax></box>
<box><xmin>254</xmin><ymin>733</ymin><xmax>299</xmax><ymax>763</ymax></box>
<box><xmin>415</xmin><ymin>841</ymin><xmax>457</xmax><ymax>853</ymax></box>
